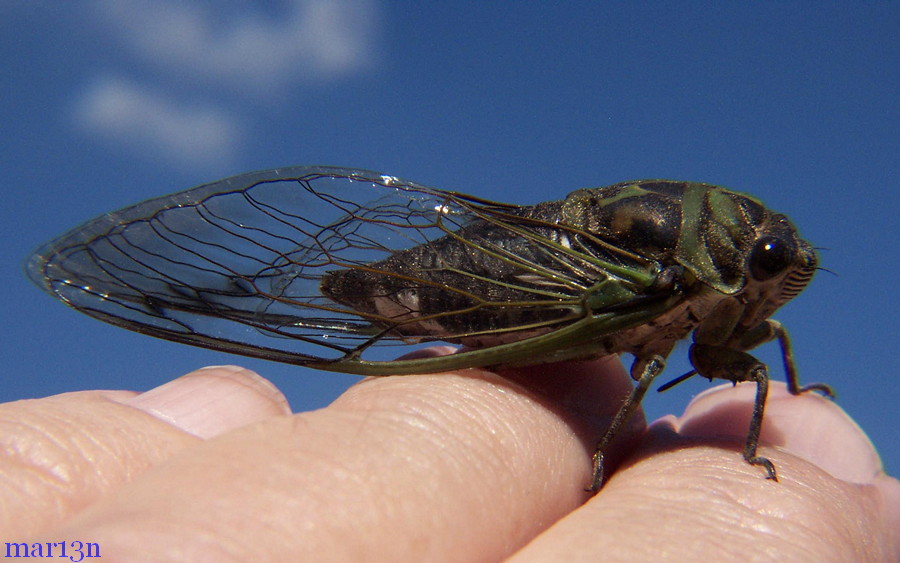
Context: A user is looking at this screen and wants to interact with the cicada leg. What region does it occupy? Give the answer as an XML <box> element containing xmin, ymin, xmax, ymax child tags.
<box><xmin>740</xmin><ymin>320</ymin><xmax>835</xmax><ymax>398</ymax></box>
<box><xmin>589</xmin><ymin>355</ymin><xmax>666</xmax><ymax>491</ymax></box>
<box><xmin>689</xmin><ymin>343</ymin><xmax>779</xmax><ymax>479</ymax></box>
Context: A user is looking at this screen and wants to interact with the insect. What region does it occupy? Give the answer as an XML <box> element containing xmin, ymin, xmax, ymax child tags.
<box><xmin>27</xmin><ymin>166</ymin><xmax>833</xmax><ymax>489</ymax></box>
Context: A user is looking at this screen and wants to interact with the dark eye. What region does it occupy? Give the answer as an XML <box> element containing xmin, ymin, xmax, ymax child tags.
<box><xmin>748</xmin><ymin>236</ymin><xmax>794</xmax><ymax>281</ymax></box>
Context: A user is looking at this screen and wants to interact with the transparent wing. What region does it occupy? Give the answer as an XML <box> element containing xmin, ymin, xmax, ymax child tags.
<box><xmin>27</xmin><ymin>166</ymin><xmax>663</xmax><ymax>373</ymax></box>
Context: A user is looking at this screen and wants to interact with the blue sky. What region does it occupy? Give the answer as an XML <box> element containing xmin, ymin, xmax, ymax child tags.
<box><xmin>3</xmin><ymin>2</ymin><xmax>898</xmax><ymax>476</ymax></box>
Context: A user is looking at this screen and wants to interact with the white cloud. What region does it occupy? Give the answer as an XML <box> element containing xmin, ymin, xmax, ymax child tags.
<box><xmin>90</xmin><ymin>0</ymin><xmax>378</xmax><ymax>95</ymax></box>
<box><xmin>68</xmin><ymin>0</ymin><xmax>378</xmax><ymax>169</ymax></box>
<box><xmin>73</xmin><ymin>76</ymin><xmax>241</xmax><ymax>169</ymax></box>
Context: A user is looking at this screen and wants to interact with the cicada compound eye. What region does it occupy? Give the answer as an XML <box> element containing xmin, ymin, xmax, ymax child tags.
<box><xmin>748</xmin><ymin>236</ymin><xmax>795</xmax><ymax>281</ymax></box>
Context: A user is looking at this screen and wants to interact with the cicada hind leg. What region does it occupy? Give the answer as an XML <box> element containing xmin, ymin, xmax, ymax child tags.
<box><xmin>588</xmin><ymin>355</ymin><xmax>666</xmax><ymax>491</ymax></box>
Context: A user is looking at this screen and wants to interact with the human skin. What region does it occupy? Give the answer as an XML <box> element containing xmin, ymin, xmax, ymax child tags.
<box><xmin>2</xmin><ymin>359</ymin><xmax>898</xmax><ymax>561</ymax></box>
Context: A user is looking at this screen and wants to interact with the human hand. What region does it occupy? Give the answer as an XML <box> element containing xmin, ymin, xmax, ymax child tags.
<box><xmin>4</xmin><ymin>359</ymin><xmax>898</xmax><ymax>560</ymax></box>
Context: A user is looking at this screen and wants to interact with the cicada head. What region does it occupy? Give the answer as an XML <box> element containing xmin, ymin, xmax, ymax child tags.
<box><xmin>730</xmin><ymin>215</ymin><xmax>818</xmax><ymax>330</ymax></box>
<box><xmin>675</xmin><ymin>183</ymin><xmax>818</xmax><ymax>328</ymax></box>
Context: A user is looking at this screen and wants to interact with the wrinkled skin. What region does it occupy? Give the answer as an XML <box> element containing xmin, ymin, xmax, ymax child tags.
<box><xmin>2</xmin><ymin>359</ymin><xmax>897</xmax><ymax>561</ymax></box>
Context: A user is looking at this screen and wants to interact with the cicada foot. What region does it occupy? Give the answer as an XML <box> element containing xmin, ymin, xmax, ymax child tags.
<box><xmin>792</xmin><ymin>381</ymin><xmax>836</xmax><ymax>399</ymax></box>
<box><xmin>747</xmin><ymin>455</ymin><xmax>778</xmax><ymax>481</ymax></box>
<box><xmin>589</xmin><ymin>451</ymin><xmax>606</xmax><ymax>492</ymax></box>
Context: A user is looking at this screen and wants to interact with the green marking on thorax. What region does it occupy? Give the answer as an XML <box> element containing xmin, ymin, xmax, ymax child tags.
<box><xmin>677</xmin><ymin>183</ymin><xmax>740</xmax><ymax>294</ymax></box>
<box><xmin>708</xmin><ymin>189</ymin><xmax>747</xmax><ymax>242</ymax></box>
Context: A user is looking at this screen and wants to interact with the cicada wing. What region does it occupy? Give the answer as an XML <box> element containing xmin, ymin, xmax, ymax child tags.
<box><xmin>26</xmin><ymin>166</ymin><xmax>667</xmax><ymax>372</ymax></box>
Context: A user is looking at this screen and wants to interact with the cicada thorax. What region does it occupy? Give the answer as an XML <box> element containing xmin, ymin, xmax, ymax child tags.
<box><xmin>564</xmin><ymin>180</ymin><xmax>773</xmax><ymax>292</ymax></box>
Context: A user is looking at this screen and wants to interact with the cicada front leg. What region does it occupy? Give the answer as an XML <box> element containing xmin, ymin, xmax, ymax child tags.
<box><xmin>738</xmin><ymin>320</ymin><xmax>835</xmax><ymax>398</ymax></box>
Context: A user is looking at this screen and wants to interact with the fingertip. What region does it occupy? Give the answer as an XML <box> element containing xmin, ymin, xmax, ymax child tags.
<box><xmin>669</xmin><ymin>381</ymin><xmax>884</xmax><ymax>484</ymax></box>
<box><xmin>498</xmin><ymin>355</ymin><xmax>633</xmax><ymax>422</ymax></box>
<box><xmin>497</xmin><ymin>356</ymin><xmax>644</xmax><ymax>483</ymax></box>
<box><xmin>120</xmin><ymin>366</ymin><xmax>291</xmax><ymax>439</ymax></box>
<box><xmin>876</xmin><ymin>474</ymin><xmax>900</xmax><ymax>549</ymax></box>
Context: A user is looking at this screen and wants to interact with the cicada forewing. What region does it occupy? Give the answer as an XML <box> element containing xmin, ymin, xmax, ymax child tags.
<box><xmin>27</xmin><ymin>167</ymin><xmax>674</xmax><ymax>375</ymax></box>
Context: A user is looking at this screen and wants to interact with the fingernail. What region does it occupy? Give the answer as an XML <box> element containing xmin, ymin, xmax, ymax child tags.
<box><xmin>671</xmin><ymin>382</ymin><xmax>883</xmax><ymax>484</ymax></box>
<box><xmin>395</xmin><ymin>345</ymin><xmax>459</xmax><ymax>361</ymax></box>
<box><xmin>120</xmin><ymin>366</ymin><xmax>291</xmax><ymax>439</ymax></box>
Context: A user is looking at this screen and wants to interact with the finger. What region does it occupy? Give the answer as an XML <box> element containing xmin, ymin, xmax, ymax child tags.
<box><xmin>35</xmin><ymin>356</ymin><xmax>643</xmax><ymax>561</ymax></box>
<box><xmin>120</xmin><ymin>365</ymin><xmax>291</xmax><ymax>439</ymax></box>
<box><xmin>674</xmin><ymin>381</ymin><xmax>884</xmax><ymax>483</ymax></box>
<box><xmin>0</xmin><ymin>366</ymin><xmax>288</xmax><ymax>538</ymax></box>
<box><xmin>508</xmin><ymin>382</ymin><xmax>900</xmax><ymax>560</ymax></box>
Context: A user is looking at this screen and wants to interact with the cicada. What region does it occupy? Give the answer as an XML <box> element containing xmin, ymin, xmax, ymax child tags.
<box><xmin>26</xmin><ymin>166</ymin><xmax>833</xmax><ymax>489</ymax></box>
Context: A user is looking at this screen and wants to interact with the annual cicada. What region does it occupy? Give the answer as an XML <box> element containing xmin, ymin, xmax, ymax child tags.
<box><xmin>26</xmin><ymin>166</ymin><xmax>833</xmax><ymax>489</ymax></box>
